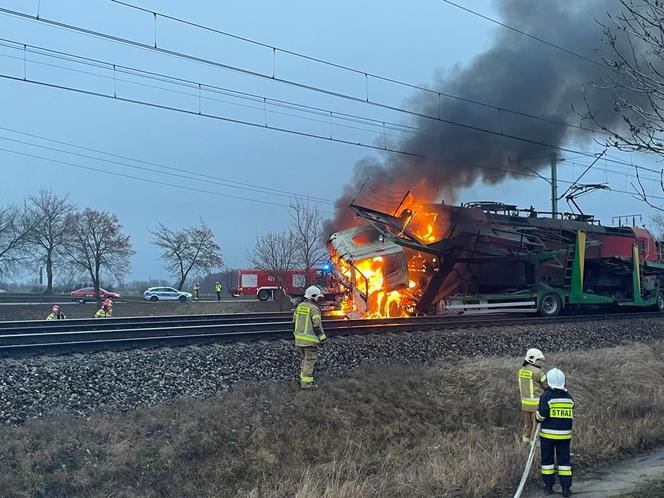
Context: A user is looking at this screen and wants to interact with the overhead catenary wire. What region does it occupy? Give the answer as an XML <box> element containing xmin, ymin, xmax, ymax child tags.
<box><xmin>3</xmin><ymin>34</ymin><xmax>661</xmax><ymax>184</ymax></box>
<box><xmin>0</xmin><ymin>33</ymin><xmax>660</xmax><ymax>205</ymax></box>
<box><xmin>0</xmin><ymin>145</ymin><xmax>335</xmax><ymax>214</ymax></box>
<box><xmin>0</xmin><ymin>125</ymin><xmax>336</xmax><ymax>204</ymax></box>
<box><xmin>0</xmin><ymin>5</ymin><xmax>607</xmax><ymax>139</ymax></box>
<box><xmin>109</xmin><ymin>0</ymin><xmax>606</xmax><ymax>136</ymax></box>
<box><xmin>0</xmin><ymin>39</ymin><xmax>418</xmax><ymax>142</ymax></box>
<box><xmin>440</xmin><ymin>0</ymin><xmax>603</xmax><ymax>68</ymax></box>
<box><xmin>7</xmin><ymin>5</ymin><xmax>662</xmax><ymax>184</ymax></box>
<box><xmin>2</xmin><ymin>59</ymin><xmax>662</xmax><ymax>204</ymax></box>
<box><xmin>3</xmin><ymin>123</ymin><xmax>659</xmax><ymax>210</ymax></box>
<box><xmin>0</xmin><ymin>134</ymin><xmax>337</xmax><ymax>205</ymax></box>
<box><xmin>0</xmin><ymin>6</ymin><xmax>654</xmax><ymax>181</ymax></box>
<box><xmin>0</xmin><ymin>70</ymin><xmax>426</xmax><ymax>159</ymax></box>
<box><xmin>0</xmin><ymin>35</ymin><xmax>639</xmax><ymax>171</ymax></box>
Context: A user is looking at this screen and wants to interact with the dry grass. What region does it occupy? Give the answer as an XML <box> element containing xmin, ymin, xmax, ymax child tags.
<box><xmin>624</xmin><ymin>479</ymin><xmax>664</xmax><ymax>497</ymax></box>
<box><xmin>1</xmin><ymin>341</ymin><xmax>664</xmax><ymax>498</ymax></box>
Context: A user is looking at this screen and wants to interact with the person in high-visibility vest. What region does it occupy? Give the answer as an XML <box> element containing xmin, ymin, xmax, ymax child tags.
<box><xmin>536</xmin><ymin>368</ymin><xmax>574</xmax><ymax>497</ymax></box>
<box><xmin>293</xmin><ymin>285</ymin><xmax>327</xmax><ymax>389</ymax></box>
<box><xmin>46</xmin><ymin>304</ymin><xmax>66</xmax><ymax>320</ymax></box>
<box><xmin>215</xmin><ymin>281</ymin><xmax>222</xmax><ymax>301</ymax></box>
<box><xmin>517</xmin><ymin>348</ymin><xmax>547</xmax><ymax>443</ymax></box>
<box><xmin>95</xmin><ymin>299</ymin><xmax>113</xmax><ymax>318</ymax></box>
<box><xmin>193</xmin><ymin>283</ymin><xmax>200</xmax><ymax>301</ymax></box>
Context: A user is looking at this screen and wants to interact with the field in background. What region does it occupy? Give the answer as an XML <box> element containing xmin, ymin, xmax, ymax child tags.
<box><xmin>0</xmin><ymin>342</ymin><xmax>663</xmax><ymax>497</ymax></box>
<box><xmin>0</xmin><ymin>297</ymin><xmax>284</xmax><ymax>321</ymax></box>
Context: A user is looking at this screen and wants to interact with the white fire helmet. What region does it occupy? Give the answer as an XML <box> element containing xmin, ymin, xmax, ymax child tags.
<box><xmin>547</xmin><ymin>368</ymin><xmax>566</xmax><ymax>390</ymax></box>
<box><xmin>304</xmin><ymin>285</ymin><xmax>324</xmax><ymax>301</ymax></box>
<box><xmin>524</xmin><ymin>348</ymin><xmax>545</xmax><ymax>365</ymax></box>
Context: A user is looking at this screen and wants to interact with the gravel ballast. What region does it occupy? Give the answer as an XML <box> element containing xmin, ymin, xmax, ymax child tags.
<box><xmin>1</xmin><ymin>316</ymin><xmax>663</xmax><ymax>424</ymax></box>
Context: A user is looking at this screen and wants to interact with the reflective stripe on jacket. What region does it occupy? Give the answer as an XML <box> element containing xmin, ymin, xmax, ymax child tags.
<box><xmin>95</xmin><ymin>309</ymin><xmax>112</xmax><ymax>318</ymax></box>
<box><xmin>536</xmin><ymin>389</ymin><xmax>574</xmax><ymax>440</ymax></box>
<box><xmin>215</xmin><ymin>283</ymin><xmax>222</xmax><ymax>292</ymax></box>
<box><xmin>293</xmin><ymin>301</ymin><xmax>324</xmax><ymax>347</ymax></box>
<box><xmin>517</xmin><ymin>364</ymin><xmax>547</xmax><ymax>412</ymax></box>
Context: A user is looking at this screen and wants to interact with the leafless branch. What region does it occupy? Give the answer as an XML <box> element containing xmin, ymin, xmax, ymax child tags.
<box><xmin>151</xmin><ymin>220</ymin><xmax>223</xmax><ymax>290</ymax></box>
<box><xmin>248</xmin><ymin>230</ymin><xmax>299</xmax><ymax>288</ymax></box>
<box><xmin>290</xmin><ymin>198</ymin><xmax>326</xmax><ymax>286</ymax></box>
<box><xmin>64</xmin><ymin>208</ymin><xmax>135</xmax><ymax>304</ymax></box>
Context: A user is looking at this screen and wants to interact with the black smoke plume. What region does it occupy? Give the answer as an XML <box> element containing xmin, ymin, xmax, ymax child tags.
<box><xmin>325</xmin><ymin>0</ymin><xmax>628</xmax><ymax>235</ymax></box>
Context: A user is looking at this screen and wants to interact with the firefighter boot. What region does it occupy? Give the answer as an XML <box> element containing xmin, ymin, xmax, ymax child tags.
<box><xmin>562</xmin><ymin>489</ymin><xmax>572</xmax><ymax>497</ymax></box>
<box><xmin>299</xmin><ymin>346</ymin><xmax>318</xmax><ymax>389</ymax></box>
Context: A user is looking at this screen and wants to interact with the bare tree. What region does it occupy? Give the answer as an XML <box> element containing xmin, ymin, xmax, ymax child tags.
<box><xmin>651</xmin><ymin>212</ymin><xmax>664</xmax><ymax>238</ymax></box>
<box><xmin>248</xmin><ymin>230</ymin><xmax>298</xmax><ymax>289</ymax></box>
<box><xmin>25</xmin><ymin>190</ymin><xmax>75</xmax><ymax>294</ymax></box>
<box><xmin>64</xmin><ymin>208</ymin><xmax>134</xmax><ymax>304</ymax></box>
<box><xmin>589</xmin><ymin>1</ymin><xmax>664</xmax><ymax>208</ymax></box>
<box><xmin>290</xmin><ymin>198</ymin><xmax>326</xmax><ymax>286</ymax></box>
<box><xmin>151</xmin><ymin>220</ymin><xmax>223</xmax><ymax>291</ymax></box>
<box><xmin>0</xmin><ymin>203</ymin><xmax>34</xmax><ymax>277</ymax></box>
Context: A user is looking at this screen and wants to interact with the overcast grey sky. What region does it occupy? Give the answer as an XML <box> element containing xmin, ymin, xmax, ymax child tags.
<box><xmin>0</xmin><ymin>0</ymin><xmax>658</xmax><ymax>282</ymax></box>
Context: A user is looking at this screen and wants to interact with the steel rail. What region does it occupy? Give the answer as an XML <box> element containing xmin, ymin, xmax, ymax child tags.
<box><xmin>0</xmin><ymin>311</ymin><xmax>660</xmax><ymax>356</ymax></box>
<box><xmin>0</xmin><ymin>311</ymin><xmax>295</xmax><ymax>332</ymax></box>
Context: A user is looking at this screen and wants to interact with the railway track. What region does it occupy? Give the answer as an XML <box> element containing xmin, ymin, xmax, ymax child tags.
<box><xmin>0</xmin><ymin>310</ymin><xmax>661</xmax><ymax>356</ymax></box>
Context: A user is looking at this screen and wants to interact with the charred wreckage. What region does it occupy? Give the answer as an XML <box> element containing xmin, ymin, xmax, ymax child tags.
<box><xmin>327</xmin><ymin>200</ymin><xmax>664</xmax><ymax>317</ymax></box>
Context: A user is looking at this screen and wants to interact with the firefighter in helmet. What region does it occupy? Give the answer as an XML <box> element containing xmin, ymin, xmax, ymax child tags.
<box><xmin>517</xmin><ymin>348</ymin><xmax>547</xmax><ymax>443</ymax></box>
<box><xmin>46</xmin><ymin>304</ymin><xmax>66</xmax><ymax>320</ymax></box>
<box><xmin>536</xmin><ymin>368</ymin><xmax>574</xmax><ymax>497</ymax></box>
<box><xmin>293</xmin><ymin>285</ymin><xmax>327</xmax><ymax>389</ymax></box>
<box><xmin>95</xmin><ymin>299</ymin><xmax>113</xmax><ymax>318</ymax></box>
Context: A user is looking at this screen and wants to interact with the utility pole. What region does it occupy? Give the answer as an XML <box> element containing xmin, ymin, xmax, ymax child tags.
<box><xmin>550</xmin><ymin>153</ymin><xmax>558</xmax><ymax>218</ymax></box>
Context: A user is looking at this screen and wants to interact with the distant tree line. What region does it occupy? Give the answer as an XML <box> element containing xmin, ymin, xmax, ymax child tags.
<box><xmin>1</xmin><ymin>191</ymin><xmax>326</xmax><ymax>299</ymax></box>
<box><xmin>248</xmin><ymin>199</ymin><xmax>327</xmax><ymax>289</ymax></box>
<box><xmin>0</xmin><ymin>190</ymin><xmax>134</xmax><ymax>302</ymax></box>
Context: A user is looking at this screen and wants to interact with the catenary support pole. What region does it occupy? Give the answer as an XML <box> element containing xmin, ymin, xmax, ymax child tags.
<box><xmin>551</xmin><ymin>154</ymin><xmax>558</xmax><ymax>218</ymax></box>
<box><xmin>513</xmin><ymin>422</ymin><xmax>541</xmax><ymax>498</ymax></box>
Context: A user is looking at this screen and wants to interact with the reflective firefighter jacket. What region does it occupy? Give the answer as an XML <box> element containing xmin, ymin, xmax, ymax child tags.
<box><xmin>517</xmin><ymin>363</ymin><xmax>547</xmax><ymax>412</ymax></box>
<box><xmin>46</xmin><ymin>312</ymin><xmax>65</xmax><ymax>320</ymax></box>
<box><xmin>95</xmin><ymin>309</ymin><xmax>112</xmax><ymax>318</ymax></box>
<box><xmin>293</xmin><ymin>301</ymin><xmax>325</xmax><ymax>347</ymax></box>
<box><xmin>536</xmin><ymin>388</ymin><xmax>574</xmax><ymax>440</ymax></box>
<box><xmin>215</xmin><ymin>283</ymin><xmax>222</xmax><ymax>292</ymax></box>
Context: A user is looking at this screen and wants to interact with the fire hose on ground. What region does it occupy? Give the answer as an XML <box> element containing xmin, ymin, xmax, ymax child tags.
<box><xmin>513</xmin><ymin>422</ymin><xmax>541</xmax><ymax>498</ymax></box>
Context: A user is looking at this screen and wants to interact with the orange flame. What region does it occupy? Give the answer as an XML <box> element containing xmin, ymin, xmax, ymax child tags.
<box><xmin>330</xmin><ymin>200</ymin><xmax>447</xmax><ymax>318</ymax></box>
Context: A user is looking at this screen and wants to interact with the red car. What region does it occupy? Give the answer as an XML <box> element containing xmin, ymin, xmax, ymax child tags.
<box><xmin>70</xmin><ymin>287</ymin><xmax>121</xmax><ymax>303</ymax></box>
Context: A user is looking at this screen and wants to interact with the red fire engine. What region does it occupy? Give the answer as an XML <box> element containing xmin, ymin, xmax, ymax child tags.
<box><xmin>233</xmin><ymin>266</ymin><xmax>337</xmax><ymax>301</ymax></box>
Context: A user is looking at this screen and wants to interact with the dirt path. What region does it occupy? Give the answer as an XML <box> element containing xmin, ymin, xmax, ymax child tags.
<box><xmin>525</xmin><ymin>447</ymin><xmax>664</xmax><ymax>497</ymax></box>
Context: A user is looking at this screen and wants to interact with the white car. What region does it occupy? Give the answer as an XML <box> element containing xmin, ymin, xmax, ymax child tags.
<box><xmin>143</xmin><ymin>287</ymin><xmax>192</xmax><ymax>302</ymax></box>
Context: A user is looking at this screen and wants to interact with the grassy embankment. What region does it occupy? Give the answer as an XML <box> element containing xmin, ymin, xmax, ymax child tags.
<box><xmin>0</xmin><ymin>342</ymin><xmax>663</xmax><ymax>497</ymax></box>
<box><xmin>0</xmin><ymin>297</ymin><xmax>281</xmax><ymax>321</ymax></box>
<box><xmin>625</xmin><ymin>480</ymin><xmax>664</xmax><ymax>497</ymax></box>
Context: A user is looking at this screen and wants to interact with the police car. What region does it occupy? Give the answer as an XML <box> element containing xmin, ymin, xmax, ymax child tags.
<box><xmin>143</xmin><ymin>287</ymin><xmax>192</xmax><ymax>302</ymax></box>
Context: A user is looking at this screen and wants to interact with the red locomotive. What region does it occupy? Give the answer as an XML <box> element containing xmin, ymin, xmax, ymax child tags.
<box><xmin>329</xmin><ymin>201</ymin><xmax>664</xmax><ymax>317</ymax></box>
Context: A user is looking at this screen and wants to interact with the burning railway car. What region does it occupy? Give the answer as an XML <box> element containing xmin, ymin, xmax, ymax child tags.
<box><xmin>329</xmin><ymin>201</ymin><xmax>664</xmax><ymax>317</ymax></box>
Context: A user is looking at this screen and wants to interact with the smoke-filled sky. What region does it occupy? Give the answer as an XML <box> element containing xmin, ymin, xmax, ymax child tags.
<box><xmin>0</xmin><ymin>0</ymin><xmax>660</xmax><ymax>282</ymax></box>
<box><xmin>326</xmin><ymin>0</ymin><xmax>650</xmax><ymax>233</ymax></box>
